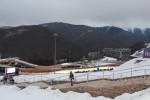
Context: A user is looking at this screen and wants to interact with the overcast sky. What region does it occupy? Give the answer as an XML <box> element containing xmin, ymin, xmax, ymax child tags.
<box><xmin>0</xmin><ymin>0</ymin><xmax>150</xmax><ymax>28</ymax></box>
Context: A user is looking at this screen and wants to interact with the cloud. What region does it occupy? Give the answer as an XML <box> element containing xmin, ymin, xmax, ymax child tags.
<box><xmin>0</xmin><ymin>0</ymin><xmax>150</xmax><ymax>28</ymax></box>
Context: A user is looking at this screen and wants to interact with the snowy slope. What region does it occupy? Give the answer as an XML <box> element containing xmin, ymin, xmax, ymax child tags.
<box><xmin>131</xmin><ymin>43</ymin><xmax>150</xmax><ymax>58</ymax></box>
<box><xmin>131</xmin><ymin>48</ymin><xmax>144</xmax><ymax>58</ymax></box>
<box><xmin>117</xmin><ymin>58</ymin><xmax>150</xmax><ymax>70</ymax></box>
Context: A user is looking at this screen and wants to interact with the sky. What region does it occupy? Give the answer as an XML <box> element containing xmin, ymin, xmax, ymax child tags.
<box><xmin>0</xmin><ymin>0</ymin><xmax>150</xmax><ymax>28</ymax></box>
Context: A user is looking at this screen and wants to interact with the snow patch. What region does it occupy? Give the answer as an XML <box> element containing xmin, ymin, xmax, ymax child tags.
<box><xmin>101</xmin><ymin>56</ymin><xmax>117</xmax><ymax>61</ymax></box>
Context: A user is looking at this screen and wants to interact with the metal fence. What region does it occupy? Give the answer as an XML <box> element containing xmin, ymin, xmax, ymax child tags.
<box><xmin>14</xmin><ymin>64</ymin><xmax>150</xmax><ymax>87</ymax></box>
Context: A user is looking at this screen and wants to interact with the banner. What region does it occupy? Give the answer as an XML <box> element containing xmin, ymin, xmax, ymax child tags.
<box><xmin>143</xmin><ymin>48</ymin><xmax>150</xmax><ymax>58</ymax></box>
<box><xmin>5</xmin><ymin>68</ymin><xmax>16</xmax><ymax>76</ymax></box>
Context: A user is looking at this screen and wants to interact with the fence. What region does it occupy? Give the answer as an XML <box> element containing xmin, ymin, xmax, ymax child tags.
<box><xmin>14</xmin><ymin>64</ymin><xmax>150</xmax><ymax>87</ymax></box>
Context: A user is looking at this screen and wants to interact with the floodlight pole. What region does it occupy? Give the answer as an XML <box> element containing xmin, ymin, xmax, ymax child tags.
<box><xmin>53</xmin><ymin>33</ymin><xmax>58</xmax><ymax>73</ymax></box>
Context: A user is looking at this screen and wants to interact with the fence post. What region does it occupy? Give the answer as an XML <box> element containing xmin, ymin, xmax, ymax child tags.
<box><xmin>87</xmin><ymin>73</ymin><xmax>89</xmax><ymax>86</ymax></box>
<box><xmin>131</xmin><ymin>68</ymin><xmax>132</xmax><ymax>77</ymax></box>
<box><xmin>103</xmin><ymin>71</ymin><xmax>104</xmax><ymax>79</ymax></box>
<box><xmin>120</xmin><ymin>73</ymin><xmax>122</xmax><ymax>79</ymax></box>
<box><xmin>57</xmin><ymin>78</ymin><xmax>60</xmax><ymax>85</ymax></box>
<box><xmin>145</xmin><ymin>69</ymin><xmax>146</xmax><ymax>77</ymax></box>
<box><xmin>25</xmin><ymin>77</ymin><xmax>26</xmax><ymax>83</ymax></box>
<box><xmin>24</xmin><ymin>77</ymin><xmax>26</xmax><ymax>87</ymax></box>
<box><xmin>99</xmin><ymin>76</ymin><xmax>100</xmax><ymax>88</ymax></box>
<box><xmin>41</xmin><ymin>76</ymin><xmax>42</xmax><ymax>81</ymax></box>
<box><xmin>20</xmin><ymin>78</ymin><xmax>22</xmax><ymax>83</ymax></box>
<box><xmin>34</xmin><ymin>77</ymin><xmax>35</xmax><ymax>83</ymax></box>
<box><xmin>113</xmin><ymin>71</ymin><xmax>114</xmax><ymax>79</ymax></box>
<box><xmin>50</xmin><ymin>79</ymin><xmax>53</xmax><ymax>86</ymax></box>
<box><xmin>74</xmin><ymin>77</ymin><xmax>76</xmax><ymax>84</ymax></box>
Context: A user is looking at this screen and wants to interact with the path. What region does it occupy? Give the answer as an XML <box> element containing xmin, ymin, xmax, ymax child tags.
<box><xmin>13</xmin><ymin>76</ymin><xmax>150</xmax><ymax>89</ymax></box>
<box><xmin>52</xmin><ymin>76</ymin><xmax>150</xmax><ymax>89</ymax></box>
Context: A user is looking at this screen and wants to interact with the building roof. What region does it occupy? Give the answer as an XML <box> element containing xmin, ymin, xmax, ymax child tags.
<box><xmin>0</xmin><ymin>64</ymin><xmax>13</xmax><ymax>68</ymax></box>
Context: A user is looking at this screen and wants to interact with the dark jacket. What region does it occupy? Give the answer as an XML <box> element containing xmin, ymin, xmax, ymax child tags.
<box><xmin>70</xmin><ymin>72</ymin><xmax>74</xmax><ymax>79</ymax></box>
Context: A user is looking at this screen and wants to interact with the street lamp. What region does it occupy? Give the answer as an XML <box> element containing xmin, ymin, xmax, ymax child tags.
<box><xmin>53</xmin><ymin>33</ymin><xmax>58</xmax><ymax>73</ymax></box>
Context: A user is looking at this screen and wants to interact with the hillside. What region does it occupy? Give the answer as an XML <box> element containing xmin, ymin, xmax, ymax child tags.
<box><xmin>0</xmin><ymin>22</ymin><xmax>150</xmax><ymax>65</ymax></box>
<box><xmin>43</xmin><ymin>23</ymin><xmax>150</xmax><ymax>51</ymax></box>
<box><xmin>0</xmin><ymin>25</ymin><xmax>86</xmax><ymax>65</ymax></box>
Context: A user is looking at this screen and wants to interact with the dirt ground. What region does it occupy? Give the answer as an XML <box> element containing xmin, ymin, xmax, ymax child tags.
<box><xmin>59</xmin><ymin>84</ymin><xmax>150</xmax><ymax>98</ymax></box>
<box><xmin>15</xmin><ymin>75</ymin><xmax>150</xmax><ymax>98</ymax></box>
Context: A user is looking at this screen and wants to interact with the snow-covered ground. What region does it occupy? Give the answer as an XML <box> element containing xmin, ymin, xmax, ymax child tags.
<box><xmin>131</xmin><ymin>43</ymin><xmax>150</xmax><ymax>58</ymax></box>
<box><xmin>0</xmin><ymin>85</ymin><xmax>150</xmax><ymax>100</ymax></box>
<box><xmin>0</xmin><ymin>57</ymin><xmax>150</xmax><ymax>83</ymax></box>
<box><xmin>6</xmin><ymin>57</ymin><xmax>148</xmax><ymax>83</ymax></box>
<box><xmin>87</xmin><ymin>56</ymin><xmax>118</xmax><ymax>67</ymax></box>
<box><xmin>131</xmin><ymin>48</ymin><xmax>144</xmax><ymax>58</ymax></box>
<box><xmin>1</xmin><ymin>57</ymin><xmax>150</xmax><ymax>100</ymax></box>
<box><xmin>101</xmin><ymin>56</ymin><xmax>117</xmax><ymax>61</ymax></box>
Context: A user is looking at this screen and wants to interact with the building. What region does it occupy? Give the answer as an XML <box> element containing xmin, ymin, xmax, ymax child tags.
<box><xmin>88</xmin><ymin>51</ymin><xmax>101</xmax><ymax>60</ymax></box>
<box><xmin>103</xmin><ymin>48</ymin><xmax>131</xmax><ymax>61</ymax></box>
<box><xmin>145</xmin><ymin>43</ymin><xmax>150</xmax><ymax>48</ymax></box>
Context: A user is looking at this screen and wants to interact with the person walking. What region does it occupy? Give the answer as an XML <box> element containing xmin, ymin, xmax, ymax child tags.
<box><xmin>2</xmin><ymin>75</ymin><xmax>7</xmax><ymax>85</ymax></box>
<box><xmin>10</xmin><ymin>77</ymin><xmax>15</xmax><ymax>85</ymax></box>
<box><xmin>69</xmin><ymin>71</ymin><xmax>74</xmax><ymax>86</ymax></box>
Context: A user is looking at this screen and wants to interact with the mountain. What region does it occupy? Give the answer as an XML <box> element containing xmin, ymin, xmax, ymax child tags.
<box><xmin>0</xmin><ymin>22</ymin><xmax>150</xmax><ymax>65</ymax></box>
<box><xmin>42</xmin><ymin>23</ymin><xmax>150</xmax><ymax>50</ymax></box>
<box><xmin>0</xmin><ymin>25</ymin><xmax>86</xmax><ymax>65</ymax></box>
<box><xmin>143</xmin><ymin>28</ymin><xmax>150</xmax><ymax>37</ymax></box>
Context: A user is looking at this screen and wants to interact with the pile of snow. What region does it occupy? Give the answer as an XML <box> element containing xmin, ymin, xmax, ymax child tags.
<box><xmin>107</xmin><ymin>57</ymin><xmax>150</xmax><ymax>77</ymax></box>
<box><xmin>60</xmin><ymin>63</ymin><xmax>72</xmax><ymax>66</ymax></box>
<box><xmin>0</xmin><ymin>76</ymin><xmax>3</xmax><ymax>80</ymax></box>
<box><xmin>131</xmin><ymin>43</ymin><xmax>150</xmax><ymax>58</ymax></box>
<box><xmin>94</xmin><ymin>62</ymin><xmax>115</xmax><ymax>66</ymax></box>
<box><xmin>116</xmin><ymin>57</ymin><xmax>150</xmax><ymax>70</ymax></box>
<box><xmin>87</xmin><ymin>60</ymin><xmax>115</xmax><ymax>67</ymax></box>
<box><xmin>87</xmin><ymin>56</ymin><xmax>117</xmax><ymax>67</ymax></box>
<box><xmin>131</xmin><ymin>48</ymin><xmax>144</xmax><ymax>58</ymax></box>
<box><xmin>80</xmin><ymin>57</ymin><xmax>150</xmax><ymax>81</ymax></box>
<box><xmin>0</xmin><ymin>85</ymin><xmax>107</xmax><ymax>100</ymax></box>
<box><xmin>145</xmin><ymin>43</ymin><xmax>150</xmax><ymax>48</ymax></box>
<box><xmin>0</xmin><ymin>85</ymin><xmax>150</xmax><ymax>100</ymax></box>
<box><xmin>101</xmin><ymin>56</ymin><xmax>117</xmax><ymax>61</ymax></box>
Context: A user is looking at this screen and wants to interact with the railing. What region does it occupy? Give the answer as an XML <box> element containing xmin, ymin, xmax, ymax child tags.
<box><xmin>14</xmin><ymin>64</ymin><xmax>150</xmax><ymax>87</ymax></box>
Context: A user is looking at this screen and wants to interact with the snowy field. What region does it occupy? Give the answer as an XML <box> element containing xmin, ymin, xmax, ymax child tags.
<box><xmin>0</xmin><ymin>85</ymin><xmax>150</xmax><ymax>100</ymax></box>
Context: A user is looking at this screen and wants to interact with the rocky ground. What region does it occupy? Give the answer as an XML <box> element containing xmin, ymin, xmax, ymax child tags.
<box><xmin>59</xmin><ymin>84</ymin><xmax>150</xmax><ymax>98</ymax></box>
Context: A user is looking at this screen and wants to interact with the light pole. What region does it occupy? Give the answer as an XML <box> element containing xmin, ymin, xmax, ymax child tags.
<box><xmin>53</xmin><ymin>33</ymin><xmax>58</xmax><ymax>73</ymax></box>
<box><xmin>68</xmin><ymin>50</ymin><xmax>71</xmax><ymax>62</ymax></box>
